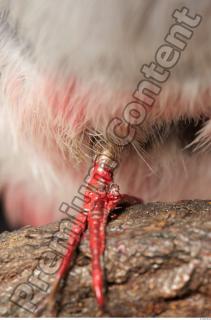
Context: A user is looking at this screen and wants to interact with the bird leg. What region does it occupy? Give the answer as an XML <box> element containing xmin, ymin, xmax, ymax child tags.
<box><xmin>36</xmin><ymin>151</ymin><xmax>142</xmax><ymax>315</ymax></box>
<box><xmin>34</xmin><ymin>152</ymin><xmax>118</xmax><ymax>314</ymax></box>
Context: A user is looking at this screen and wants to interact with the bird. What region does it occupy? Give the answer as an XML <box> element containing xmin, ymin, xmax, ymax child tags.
<box><xmin>0</xmin><ymin>0</ymin><xmax>211</xmax><ymax>313</ymax></box>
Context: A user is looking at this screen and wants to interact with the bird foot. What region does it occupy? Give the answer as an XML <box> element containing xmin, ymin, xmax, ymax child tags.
<box><xmin>36</xmin><ymin>154</ymin><xmax>142</xmax><ymax>315</ymax></box>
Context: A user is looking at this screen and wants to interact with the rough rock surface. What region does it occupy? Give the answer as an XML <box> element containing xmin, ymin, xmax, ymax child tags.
<box><xmin>0</xmin><ymin>200</ymin><xmax>211</xmax><ymax>317</ymax></box>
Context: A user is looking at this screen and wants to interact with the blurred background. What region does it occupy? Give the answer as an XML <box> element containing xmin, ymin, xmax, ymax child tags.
<box><xmin>0</xmin><ymin>200</ymin><xmax>12</xmax><ymax>232</ymax></box>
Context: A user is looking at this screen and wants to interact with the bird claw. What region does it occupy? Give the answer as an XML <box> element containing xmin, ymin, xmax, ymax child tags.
<box><xmin>87</xmin><ymin>185</ymin><xmax>121</xmax><ymax>305</ymax></box>
<box><xmin>37</xmin><ymin>154</ymin><xmax>142</xmax><ymax>315</ymax></box>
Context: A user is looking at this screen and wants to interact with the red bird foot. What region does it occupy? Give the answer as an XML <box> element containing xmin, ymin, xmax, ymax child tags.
<box><xmin>36</xmin><ymin>152</ymin><xmax>142</xmax><ymax>315</ymax></box>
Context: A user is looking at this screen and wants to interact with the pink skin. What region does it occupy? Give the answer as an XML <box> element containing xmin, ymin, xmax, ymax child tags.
<box><xmin>4</xmin><ymin>183</ymin><xmax>55</xmax><ymax>226</ymax></box>
<box><xmin>3</xmin><ymin>83</ymin><xmax>211</xmax><ymax>231</ymax></box>
<box><xmin>4</xmin><ymin>78</ymin><xmax>211</xmax><ymax>228</ymax></box>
